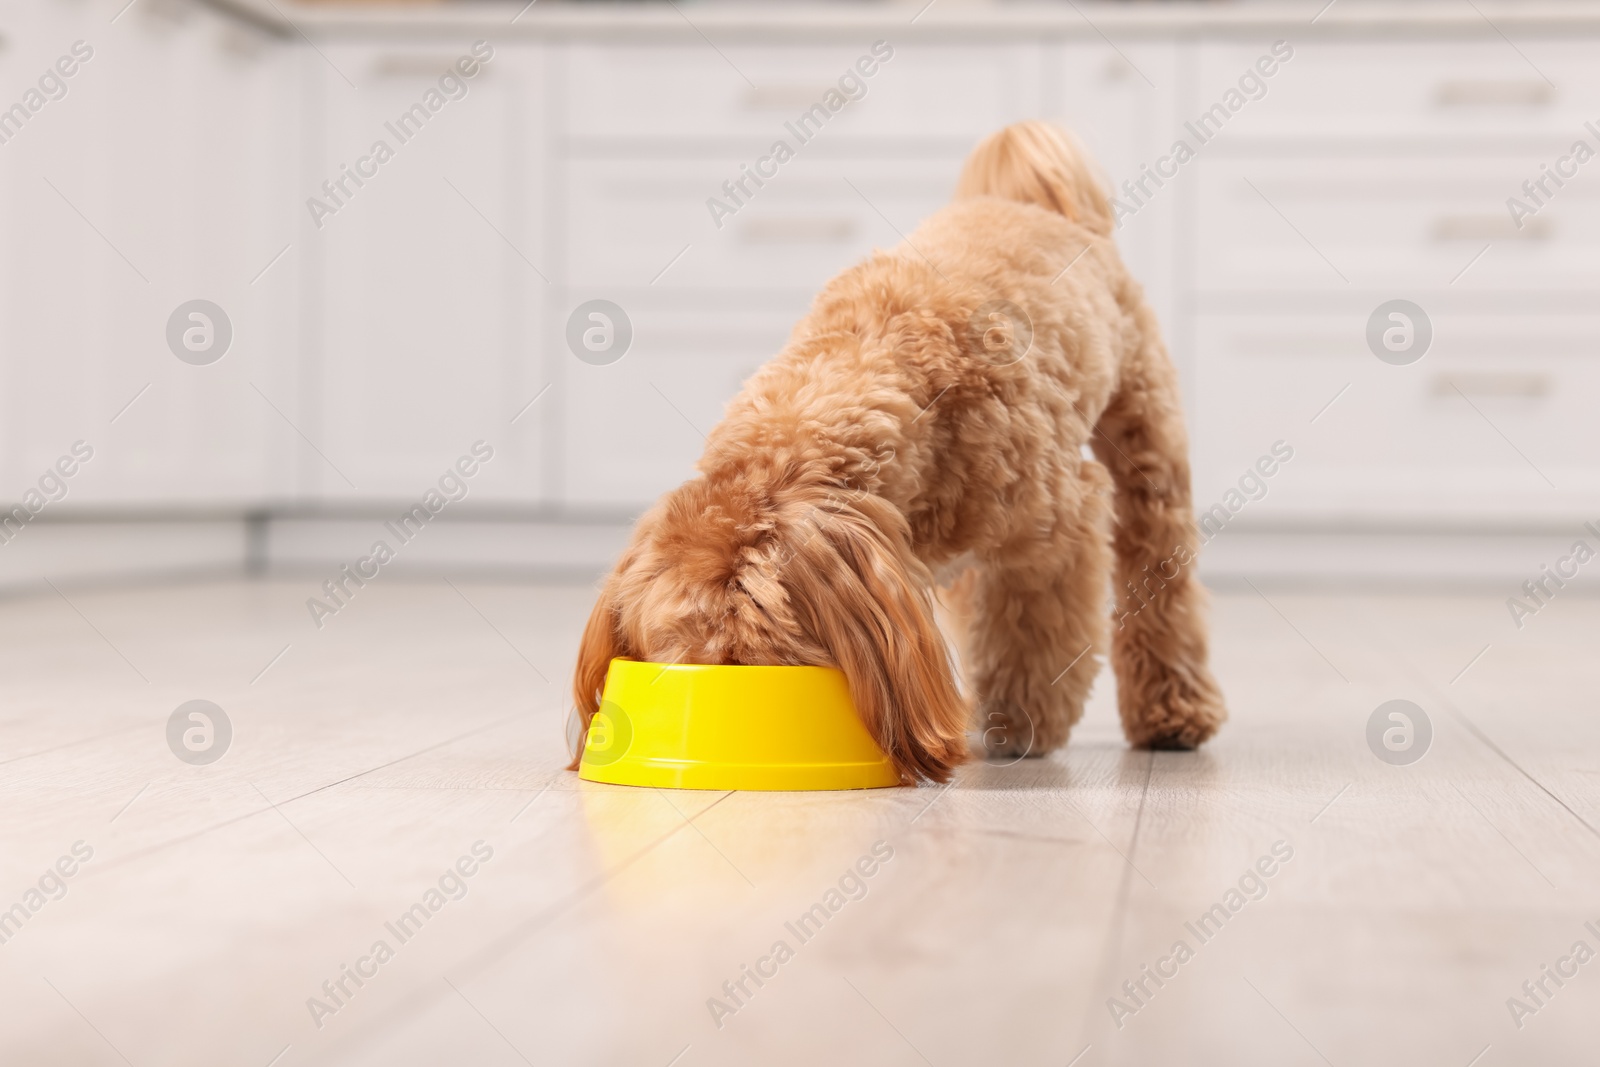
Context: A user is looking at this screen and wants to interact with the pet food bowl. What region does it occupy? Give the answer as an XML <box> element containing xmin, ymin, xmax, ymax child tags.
<box><xmin>577</xmin><ymin>658</ymin><xmax>902</xmax><ymax>790</ymax></box>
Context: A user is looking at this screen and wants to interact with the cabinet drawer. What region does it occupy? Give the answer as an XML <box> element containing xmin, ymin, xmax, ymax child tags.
<box><xmin>560</xmin><ymin>297</ymin><xmax>804</xmax><ymax>508</ymax></box>
<box><xmin>565</xmin><ymin>43</ymin><xmax>1041</xmax><ymax>144</ymax></box>
<box><xmin>1051</xmin><ymin>41</ymin><xmax>1179</xmax><ymax>341</ymax></box>
<box><xmin>0</xmin><ymin>21</ymin><xmax>304</xmax><ymax>507</ymax></box>
<box><xmin>313</xmin><ymin>44</ymin><xmax>545</xmax><ymax>503</ymax></box>
<box><xmin>1192</xmin><ymin>314</ymin><xmax>1600</xmax><ymax>522</ymax></box>
<box><xmin>1194</xmin><ymin>156</ymin><xmax>1600</xmax><ymax>293</ymax></box>
<box><xmin>1196</xmin><ymin>39</ymin><xmax>1600</xmax><ymax>140</ymax></box>
<box><xmin>565</xmin><ymin>155</ymin><xmax>959</xmax><ymax>292</ymax></box>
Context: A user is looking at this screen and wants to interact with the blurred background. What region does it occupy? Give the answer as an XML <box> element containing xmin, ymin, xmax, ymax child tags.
<box><xmin>4</xmin><ymin>0</ymin><xmax>1596</xmax><ymax>594</ymax></box>
<box><xmin>8</xmin><ymin>4</ymin><xmax>1600</xmax><ymax>1067</ymax></box>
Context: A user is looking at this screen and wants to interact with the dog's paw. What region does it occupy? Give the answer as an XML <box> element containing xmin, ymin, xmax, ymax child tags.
<box><xmin>974</xmin><ymin>697</ymin><xmax>1060</xmax><ymax>760</ymax></box>
<box><xmin>1122</xmin><ymin>676</ymin><xmax>1226</xmax><ymax>750</ymax></box>
<box><xmin>1133</xmin><ymin>719</ymin><xmax>1218</xmax><ymax>751</ymax></box>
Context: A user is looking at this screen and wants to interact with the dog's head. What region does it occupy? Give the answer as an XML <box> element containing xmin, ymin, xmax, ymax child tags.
<box><xmin>571</xmin><ymin>475</ymin><xmax>969</xmax><ymax>783</ymax></box>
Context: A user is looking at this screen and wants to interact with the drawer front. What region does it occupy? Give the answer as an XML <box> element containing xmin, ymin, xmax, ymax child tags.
<box><xmin>565</xmin><ymin>155</ymin><xmax>961</xmax><ymax>292</ymax></box>
<box><xmin>1051</xmin><ymin>41</ymin><xmax>1180</xmax><ymax>344</ymax></box>
<box><xmin>559</xmin><ymin>298</ymin><xmax>805</xmax><ymax>508</ymax></box>
<box><xmin>1192</xmin><ymin>314</ymin><xmax>1600</xmax><ymax>522</ymax></box>
<box><xmin>1196</xmin><ymin>39</ymin><xmax>1600</xmax><ymax>140</ymax></box>
<box><xmin>0</xmin><ymin>12</ymin><xmax>297</xmax><ymax>507</ymax></box>
<box><xmin>1054</xmin><ymin>41</ymin><xmax>1175</xmax><ymax>182</ymax></box>
<box><xmin>566</xmin><ymin>43</ymin><xmax>1041</xmax><ymax>143</ymax></box>
<box><xmin>1194</xmin><ymin>156</ymin><xmax>1600</xmax><ymax>293</ymax></box>
<box><xmin>314</xmin><ymin>44</ymin><xmax>545</xmax><ymax>502</ymax></box>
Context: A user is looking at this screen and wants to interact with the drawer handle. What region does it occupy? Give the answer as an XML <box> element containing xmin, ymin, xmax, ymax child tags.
<box><xmin>1433</xmin><ymin>215</ymin><xmax>1551</xmax><ymax>241</ymax></box>
<box><xmin>739</xmin><ymin>217</ymin><xmax>857</xmax><ymax>244</ymax></box>
<box><xmin>743</xmin><ymin>86</ymin><xmax>834</xmax><ymax>110</ymax></box>
<box><xmin>1434</xmin><ymin>372</ymin><xmax>1550</xmax><ymax>398</ymax></box>
<box><xmin>370</xmin><ymin>55</ymin><xmax>486</xmax><ymax>78</ymax></box>
<box><xmin>1435</xmin><ymin>80</ymin><xmax>1554</xmax><ymax>107</ymax></box>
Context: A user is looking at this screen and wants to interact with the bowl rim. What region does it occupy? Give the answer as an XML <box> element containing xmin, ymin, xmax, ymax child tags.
<box><xmin>607</xmin><ymin>657</ymin><xmax>845</xmax><ymax>674</ymax></box>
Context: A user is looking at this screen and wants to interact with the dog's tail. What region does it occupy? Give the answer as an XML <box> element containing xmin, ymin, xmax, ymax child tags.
<box><xmin>954</xmin><ymin>121</ymin><xmax>1113</xmax><ymax>236</ymax></box>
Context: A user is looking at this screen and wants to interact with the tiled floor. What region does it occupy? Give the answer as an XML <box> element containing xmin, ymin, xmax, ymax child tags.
<box><xmin>2</xmin><ymin>576</ymin><xmax>1598</xmax><ymax>1066</ymax></box>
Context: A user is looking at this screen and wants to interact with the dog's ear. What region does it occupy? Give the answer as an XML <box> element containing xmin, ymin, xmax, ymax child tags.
<box><xmin>782</xmin><ymin>494</ymin><xmax>970</xmax><ymax>783</ymax></box>
<box><xmin>569</xmin><ymin>577</ymin><xmax>629</xmax><ymax>771</ymax></box>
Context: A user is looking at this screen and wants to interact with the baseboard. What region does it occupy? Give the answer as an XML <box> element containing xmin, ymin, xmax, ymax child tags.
<box><xmin>0</xmin><ymin>511</ymin><xmax>633</xmax><ymax>595</ymax></box>
<box><xmin>0</xmin><ymin>511</ymin><xmax>1587</xmax><ymax>595</ymax></box>
<box><xmin>0</xmin><ymin>519</ymin><xmax>249</xmax><ymax>595</ymax></box>
<box><xmin>1196</xmin><ymin>523</ymin><xmax>1588</xmax><ymax>589</ymax></box>
<box><xmin>266</xmin><ymin>514</ymin><xmax>631</xmax><ymax>579</ymax></box>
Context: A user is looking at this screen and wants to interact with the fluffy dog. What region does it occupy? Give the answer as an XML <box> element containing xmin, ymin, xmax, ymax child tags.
<box><xmin>572</xmin><ymin>121</ymin><xmax>1225</xmax><ymax>783</ymax></box>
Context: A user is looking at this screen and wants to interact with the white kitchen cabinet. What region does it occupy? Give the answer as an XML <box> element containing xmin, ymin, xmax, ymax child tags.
<box><xmin>562</xmin><ymin>153</ymin><xmax>965</xmax><ymax>294</ymax></box>
<box><xmin>564</xmin><ymin>41</ymin><xmax>1043</xmax><ymax>147</ymax></box>
<box><xmin>0</xmin><ymin>1</ymin><xmax>294</xmax><ymax>507</ymax></box>
<box><xmin>1196</xmin><ymin>37</ymin><xmax>1600</xmax><ymax>142</ymax></box>
<box><xmin>1185</xmin><ymin>34</ymin><xmax>1600</xmax><ymax>535</ymax></box>
<box><xmin>7</xmin><ymin>0</ymin><xmax>1599</xmax><ymax>574</ymax></box>
<box><xmin>1193</xmin><ymin>154</ymin><xmax>1600</xmax><ymax>295</ymax></box>
<box><xmin>1050</xmin><ymin>40</ymin><xmax>1176</xmax><ymax>209</ymax></box>
<box><xmin>307</xmin><ymin>41</ymin><xmax>546</xmax><ymax>504</ymax></box>
<box><xmin>1193</xmin><ymin>312</ymin><xmax>1600</xmax><ymax>523</ymax></box>
<box><xmin>554</xmin><ymin>147</ymin><xmax>970</xmax><ymax>506</ymax></box>
<box><xmin>1048</xmin><ymin>40</ymin><xmax>1181</xmax><ymax>399</ymax></box>
<box><xmin>557</xmin><ymin>293</ymin><xmax>804</xmax><ymax>509</ymax></box>
<box><xmin>552</xmin><ymin>38</ymin><xmax>1051</xmax><ymax>513</ymax></box>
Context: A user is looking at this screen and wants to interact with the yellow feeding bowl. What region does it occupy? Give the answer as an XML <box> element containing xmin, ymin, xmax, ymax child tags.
<box><xmin>577</xmin><ymin>658</ymin><xmax>902</xmax><ymax>790</ymax></box>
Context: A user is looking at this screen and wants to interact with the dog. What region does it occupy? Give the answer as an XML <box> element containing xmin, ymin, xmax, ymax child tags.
<box><xmin>571</xmin><ymin>121</ymin><xmax>1225</xmax><ymax>784</ymax></box>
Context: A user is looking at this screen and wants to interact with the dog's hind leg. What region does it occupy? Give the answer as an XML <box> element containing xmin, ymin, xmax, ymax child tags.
<box><xmin>1091</xmin><ymin>307</ymin><xmax>1226</xmax><ymax>749</ymax></box>
<box><xmin>966</xmin><ymin>459</ymin><xmax>1113</xmax><ymax>759</ymax></box>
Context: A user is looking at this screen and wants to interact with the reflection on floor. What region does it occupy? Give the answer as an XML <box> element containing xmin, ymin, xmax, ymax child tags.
<box><xmin>1</xmin><ymin>577</ymin><xmax>1596</xmax><ymax>1066</ymax></box>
